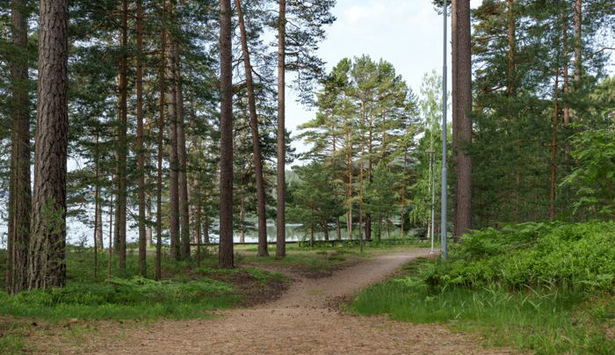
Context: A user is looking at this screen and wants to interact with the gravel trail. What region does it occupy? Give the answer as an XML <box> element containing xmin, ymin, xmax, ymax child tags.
<box><xmin>55</xmin><ymin>248</ymin><xmax>520</xmax><ymax>354</ymax></box>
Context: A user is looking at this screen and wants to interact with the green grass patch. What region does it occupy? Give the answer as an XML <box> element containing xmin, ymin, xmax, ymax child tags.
<box><xmin>0</xmin><ymin>276</ymin><xmax>237</xmax><ymax>320</ymax></box>
<box><xmin>350</xmin><ymin>223</ymin><xmax>615</xmax><ymax>354</ymax></box>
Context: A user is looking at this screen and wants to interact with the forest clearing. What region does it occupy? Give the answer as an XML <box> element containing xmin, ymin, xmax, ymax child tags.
<box><xmin>1</xmin><ymin>0</ymin><xmax>615</xmax><ymax>354</ymax></box>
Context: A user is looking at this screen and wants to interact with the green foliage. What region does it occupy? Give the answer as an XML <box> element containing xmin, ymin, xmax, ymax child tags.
<box><xmin>0</xmin><ymin>276</ymin><xmax>237</xmax><ymax>320</ymax></box>
<box><xmin>288</xmin><ymin>161</ymin><xmax>345</xmax><ymax>238</ymax></box>
<box><xmin>563</xmin><ymin>124</ymin><xmax>615</xmax><ymax>218</ymax></box>
<box><xmin>351</xmin><ymin>253</ymin><xmax>615</xmax><ymax>354</ymax></box>
<box><xmin>423</xmin><ymin>222</ymin><xmax>615</xmax><ymax>291</ymax></box>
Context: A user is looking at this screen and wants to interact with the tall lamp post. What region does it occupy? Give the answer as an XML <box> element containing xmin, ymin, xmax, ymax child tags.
<box><xmin>440</xmin><ymin>0</ymin><xmax>448</xmax><ymax>260</ymax></box>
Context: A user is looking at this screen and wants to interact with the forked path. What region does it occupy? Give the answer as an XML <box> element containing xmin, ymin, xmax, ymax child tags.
<box><xmin>84</xmin><ymin>249</ymin><xmax>518</xmax><ymax>355</ymax></box>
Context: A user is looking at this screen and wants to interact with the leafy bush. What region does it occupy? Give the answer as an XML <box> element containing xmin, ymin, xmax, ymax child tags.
<box><xmin>423</xmin><ymin>222</ymin><xmax>615</xmax><ymax>291</ymax></box>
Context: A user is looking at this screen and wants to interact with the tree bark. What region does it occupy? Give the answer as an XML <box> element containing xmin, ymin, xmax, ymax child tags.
<box><xmin>156</xmin><ymin>0</ymin><xmax>168</xmax><ymax>280</ymax></box>
<box><xmin>114</xmin><ymin>0</ymin><xmax>129</xmax><ymax>272</ymax></box>
<box><xmin>236</xmin><ymin>0</ymin><xmax>269</xmax><ymax>257</ymax></box>
<box><xmin>218</xmin><ymin>0</ymin><xmax>234</xmax><ymax>268</ymax></box>
<box><xmin>166</xmin><ymin>22</ymin><xmax>180</xmax><ymax>260</ymax></box>
<box><xmin>574</xmin><ymin>0</ymin><xmax>582</xmax><ymax>84</ymax></box>
<box><xmin>28</xmin><ymin>0</ymin><xmax>69</xmax><ymax>289</ymax></box>
<box><xmin>550</xmin><ymin>68</ymin><xmax>560</xmax><ymax>221</ymax></box>
<box><xmin>563</xmin><ymin>15</ymin><xmax>570</xmax><ymax>126</ymax></box>
<box><xmin>171</xmin><ymin>22</ymin><xmax>190</xmax><ymax>260</ymax></box>
<box><xmin>506</xmin><ymin>0</ymin><xmax>516</xmax><ymax>98</ymax></box>
<box><xmin>93</xmin><ymin>133</ymin><xmax>100</xmax><ymax>280</ymax></box>
<box><xmin>276</xmin><ymin>0</ymin><xmax>287</xmax><ymax>258</ymax></box>
<box><xmin>7</xmin><ymin>0</ymin><xmax>31</xmax><ymax>295</ymax></box>
<box><xmin>452</xmin><ymin>0</ymin><xmax>472</xmax><ymax>240</ymax></box>
<box><xmin>136</xmin><ymin>0</ymin><xmax>147</xmax><ymax>277</ymax></box>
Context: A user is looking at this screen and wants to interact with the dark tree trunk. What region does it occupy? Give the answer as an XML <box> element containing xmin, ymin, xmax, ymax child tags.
<box><xmin>276</xmin><ymin>0</ymin><xmax>287</xmax><ymax>258</ymax></box>
<box><xmin>236</xmin><ymin>0</ymin><xmax>269</xmax><ymax>257</ymax></box>
<box><xmin>108</xmin><ymin>193</ymin><xmax>113</xmax><ymax>279</ymax></box>
<box><xmin>550</xmin><ymin>69</ymin><xmax>560</xmax><ymax>221</ymax></box>
<box><xmin>173</xmin><ymin>35</ymin><xmax>190</xmax><ymax>260</ymax></box>
<box><xmin>322</xmin><ymin>221</ymin><xmax>329</xmax><ymax>241</ymax></box>
<box><xmin>218</xmin><ymin>0</ymin><xmax>234</xmax><ymax>268</ymax></box>
<box><xmin>136</xmin><ymin>0</ymin><xmax>147</xmax><ymax>277</ymax></box>
<box><xmin>506</xmin><ymin>0</ymin><xmax>516</xmax><ymax>98</ymax></box>
<box><xmin>28</xmin><ymin>0</ymin><xmax>69</xmax><ymax>290</ymax></box>
<box><xmin>7</xmin><ymin>0</ymin><xmax>31</xmax><ymax>295</ymax></box>
<box><xmin>93</xmin><ymin>133</ymin><xmax>101</xmax><ymax>280</ymax></box>
<box><xmin>167</xmin><ymin>26</ymin><xmax>180</xmax><ymax>260</ymax></box>
<box><xmin>452</xmin><ymin>0</ymin><xmax>473</xmax><ymax>241</ymax></box>
<box><xmin>156</xmin><ymin>0</ymin><xmax>168</xmax><ymax>280</ymax></box>
<box><xmin>115</xmin><ymin>0</ymin><xmax>129</xmax><ymax>271</ymax></box>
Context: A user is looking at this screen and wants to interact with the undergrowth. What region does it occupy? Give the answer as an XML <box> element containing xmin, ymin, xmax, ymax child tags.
<box><xmin>350</xmin><ymin>222</ymin><xmax>615</xmax><ymax>354</ymax></box>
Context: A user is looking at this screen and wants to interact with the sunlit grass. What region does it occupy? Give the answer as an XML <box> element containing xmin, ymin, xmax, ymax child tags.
<box><xmin>350</xmin><ymin>257</ymin><xmax>615</xmax><ymax>355</ymax></box>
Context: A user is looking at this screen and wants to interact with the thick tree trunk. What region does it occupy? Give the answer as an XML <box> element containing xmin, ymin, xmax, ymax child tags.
<box><xmin>173</xmin><ymin>38</ymin><xmax>190</xmax><ymax>260</ymax></box>
<box><xmin>115</xmin><ymin>0</ymin><xmax>129</xmax><ymax>271</ymax></box>
<box><xmin>218</xmin><ymin>0</ymin><xmax>234</xmax><ymax>268</ymax></box>
<box><xmin>136</xmin><ymin>0</ymin><xmax>147</xmax><ymax>277</ymax></box>
<box><xmin>156</xmin><ymin>1</ymin><xmax>168</xmax><ymax>280</ymax></box>
<box><xmin>166</xmin><ymin>29</ymin><xmax>180</xmax><ymax>260</ymax></box>
<box><xmin>7</xmin><ymin>0</ymin><xmax>31</xmax><ymax>295</ymax></box>
<box><xmin>452</xmin><ymin>0</ymin><xmax>472</xmax><ymax>240</ymax></box>
<box><xmin>276</xmin><ymin>0</ymin><xmax>287</xmax><ymax>258</ymax></box>
<box><xmin>236</xmin><ymin>0</ymin><xmax>269</xmax><ymax>257</ymax></box>
<box><xmin>28</xmin><ymin>0</ymin><xmax>69</xmax><ymax>290</ymax></box>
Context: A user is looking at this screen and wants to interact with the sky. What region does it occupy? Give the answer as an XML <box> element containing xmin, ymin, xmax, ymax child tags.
<box><xmin>286</xmin><ymin>0</ymin><xmax>482</xmax><ymax>157</ymax></box>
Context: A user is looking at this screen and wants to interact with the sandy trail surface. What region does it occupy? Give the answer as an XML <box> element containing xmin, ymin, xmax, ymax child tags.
<box><xmin>54</xmin><ymin>248</ymin><xmax>519</xmax><ymax>354</ymax></box>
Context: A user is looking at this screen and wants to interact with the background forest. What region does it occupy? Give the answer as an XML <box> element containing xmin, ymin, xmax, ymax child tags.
<box><xmin>0</xmin><ymin>0</ymin><xmax>614</xmax><ymax>290</ymax></box>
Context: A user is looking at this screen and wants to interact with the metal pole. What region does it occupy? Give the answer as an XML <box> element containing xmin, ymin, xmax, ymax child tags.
<box><xmin>440</xmin><ymin>0</ymin><xmax>448</xmax><ymax>261</ymax></box>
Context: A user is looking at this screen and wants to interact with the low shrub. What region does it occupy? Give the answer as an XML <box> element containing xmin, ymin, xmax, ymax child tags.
<box><xmin>423</xmin><ymin>222</ymin><xmax>615</xmax><ymax>291</ymax></box>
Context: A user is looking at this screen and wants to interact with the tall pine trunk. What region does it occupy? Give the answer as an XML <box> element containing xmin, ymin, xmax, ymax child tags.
<box><xmin>574</xmin><ymin>0</ymin><xmax>582</xmax><ymax>85</ymax></box>
<box><xmin>115</xmin><ymin>0</ymin><xmax>129</xmax><ymax>271</ymax></box>
<box><xmin>136</xmin><ymin>0</ymin><xmax>147</xmax><ymax>277</ymax></box>
<box><xmin>218</xmin><ymin>0</ymin><xmax>234</xmax><ymax>268</ymax></box>
<box><xmin>452</xmin><ymin>0</ymin><xmax>473</xmax><ymax>241</ymax></box>
<box><xmin>276</xmin><ymin>0</ymin><xmax>287</xmax><ymax>258</ymax></box>
<box><xmin>7</xmin><ymin>0</ymin><xmax>31</xmax><ymax>294</ymax></box>
<box><xmin>156</xmin><ymin>0</ymin><xmax>168</xmax><ymax>280</ymax></box>
<box><xmin>166</xmin><ymin>22</ymin><xmax>180</xmax><ymax>260</ymax></box>
<box><xmin>236</xmin><ymin>0</ymin><xmax>269</xmax><ymax>257</ymax></box>
<box><xmin>28</xmin><ymin>0</ymin><xmax>69</xmax><ymax>289</ymax></box>
<box><xmin>171</xmin><ymin>19</ymin><xmax>190</xmax><ymax>260</ymax></box>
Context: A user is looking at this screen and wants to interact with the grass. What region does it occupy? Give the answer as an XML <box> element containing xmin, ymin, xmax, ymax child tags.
<box><xmin>0</xmin><ymin>247</ymin><xmax>287</xmax><ymax>353</ymax></box>
<box><xmin>350</xmin><ymin>257</ymin><xmax>615</xmax><ymax>354</ymax></box>
<box><xmin>0</xmin><ymin>239</ymin><xmax>421</xmax><ymax>353</ymax></box>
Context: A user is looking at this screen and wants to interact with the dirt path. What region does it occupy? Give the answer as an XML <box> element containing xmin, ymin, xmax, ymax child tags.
<box><xmin>55</xmin><ymin>248</ymin><xmax>519</xmax><ymax>354</ymax></box>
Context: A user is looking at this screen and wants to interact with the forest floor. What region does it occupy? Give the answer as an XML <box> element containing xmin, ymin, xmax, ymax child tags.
<box><xmin>19</xmin><ymin>248</ymin><xmax>521</xmax><ymax>354</ymax></box>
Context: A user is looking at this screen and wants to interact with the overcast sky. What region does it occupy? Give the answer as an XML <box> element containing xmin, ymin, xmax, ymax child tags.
<box><xmin>286</xmin><ymin>0</ymin><xmax>482</xmax><ymax>156</ymax></box>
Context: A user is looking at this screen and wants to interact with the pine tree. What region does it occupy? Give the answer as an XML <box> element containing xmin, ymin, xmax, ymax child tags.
<box><xmin>28</xmin><ymin>0</ymin><xmax>69</xmax><ymax>289</ymax></box>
